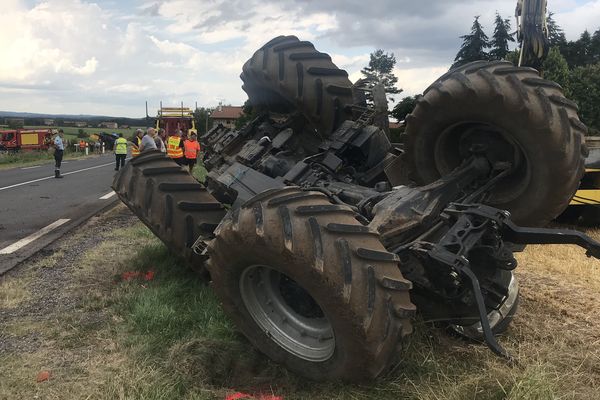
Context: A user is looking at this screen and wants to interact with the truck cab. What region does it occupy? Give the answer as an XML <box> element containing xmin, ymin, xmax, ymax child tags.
<box><xmin>155</xmin><ymin>106</ymin><xmax>197</xmax><ymax>137</ymax></box>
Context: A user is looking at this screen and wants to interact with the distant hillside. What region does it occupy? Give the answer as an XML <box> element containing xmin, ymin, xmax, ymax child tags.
<box><xmin>0</xmin><ymin>110</ymin><xmax>149</xmax><ymax>127</ymax></box>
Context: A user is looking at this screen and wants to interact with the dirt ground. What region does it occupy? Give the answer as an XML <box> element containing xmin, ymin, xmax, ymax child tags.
<box><xmin>1</xmin><ymin>204</ymin><xmax>599</xmax><ymax>400</ymax></box>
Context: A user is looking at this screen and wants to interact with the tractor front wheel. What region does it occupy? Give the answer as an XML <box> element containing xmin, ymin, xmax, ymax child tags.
<box><xmin>207</xmin><ymin>187</ymin><xmax>415</xmax><ymax>381</ymax></box>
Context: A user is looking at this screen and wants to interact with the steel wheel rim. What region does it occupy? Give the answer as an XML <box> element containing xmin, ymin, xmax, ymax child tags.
<box><xmin>239</xmin><ymin>265</ymin><xmax>335</xmax><ymax>362</ymax></box>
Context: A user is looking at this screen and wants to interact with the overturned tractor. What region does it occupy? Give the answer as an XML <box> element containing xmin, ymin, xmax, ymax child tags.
<box><xmin>113</xmin><ymin>36</ymin><xmax>600</xmax><ymax>381</ymax></box>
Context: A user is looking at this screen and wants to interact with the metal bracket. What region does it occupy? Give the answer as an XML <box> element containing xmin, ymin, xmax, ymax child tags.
<box><xmin>447</xmin><ymin>203</ymin><xmax>600</xmax><ymax>259</ymax></box>
<box><xmin>191</xmin><ymin>235</ymin><xmax>209</xmax><ymax>256</ymax></box>
<box><xmin>424</xmin><ymin>242</ymin><xmax>511</xmax><ymax>358</ymax></box>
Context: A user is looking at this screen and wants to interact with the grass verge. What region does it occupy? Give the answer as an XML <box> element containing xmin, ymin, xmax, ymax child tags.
<box><xmin>1</xmin><ymin>207</ymin><xmax>599</xmax><ymax>399</ymax></box>
<box><xmin>0</xmin><ymin>149</ymin><xmax>90</xmax><ymax>170</ymax></box>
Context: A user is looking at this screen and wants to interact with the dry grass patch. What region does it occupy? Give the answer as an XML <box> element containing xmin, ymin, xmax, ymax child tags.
<box><xmin>1</xmin><ymin>207</ymin><xmax>600</xmax><ymax>399</ymax></box>
<box><xmin>0</xmin><ymin>274</ymin><xmax>32</xmax><ymax>308</ymax></box>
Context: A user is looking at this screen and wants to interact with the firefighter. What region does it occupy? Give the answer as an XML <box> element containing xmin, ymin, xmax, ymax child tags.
<box><xmin>53</xmin><ymin>129</ymin><xmax>65</xmax><ymax>178</ymax></box>
<box><xmin>166</xmin><ymin>129</ymin><xmax>185</xmax><ymax>165</ymax></box>
<box><xmin>184</xmin><ymin>133</ymin><xmax>201</xmax><ymax>173</ymax></box>
<box><xmin>114</xmin><ymin>133</ymin><xmax>128</xmax><ymax>171</ymax></box>
<box><xmin>131</xmin><ymin>129</ymin><xmax>143</xmax><ymax>157</ymax></box>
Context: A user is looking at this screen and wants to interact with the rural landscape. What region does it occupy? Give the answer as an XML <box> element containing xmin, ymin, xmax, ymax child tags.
<box><xmin>1</xmin><ymin>1</ymin><xmax>600</xmax><ymax>399</ymax></box>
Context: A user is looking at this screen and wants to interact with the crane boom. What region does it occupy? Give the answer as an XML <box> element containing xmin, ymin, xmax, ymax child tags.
<box><xmin>516</xmin><ymin>0</ymin><xmax>550</xmax><ymax>69</ymax></box>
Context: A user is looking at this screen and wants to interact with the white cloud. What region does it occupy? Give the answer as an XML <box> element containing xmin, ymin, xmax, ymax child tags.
<box><xmin>555</xmin><ymin>1</ymin><xmax>600</xmax><ymax>40</ymax></box>
<box><xmin>0</xmin><ymin>0</ymin><xmax>598</xmax><ymax>117</ymax></box>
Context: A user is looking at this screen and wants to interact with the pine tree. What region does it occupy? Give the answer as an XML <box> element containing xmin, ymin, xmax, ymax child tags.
<box><xmin>361</xmin><ymin>49</ymin><xmax>402</xmax><ymax>100</ymax></box>
<box><xmin>570</xmin><ymin>63</ymin><xmax>600</xmax><ymax>133</ymax></box>
<box><xmin>591</xmin><ymin>29</ymin><xmax>600</xmax><ymax>64</ymax></box>
<box><xmin>542</xmin><ymin>47</ymin><xmax>571</xmax><ymax>96</ymax></box>
<box><xmin>574</xmin><ymin>30</ymin><xmax>593</xmax><ymax>66</ymax></box>
<box><xmin>453</xmin><ymin>16</ymin><xmax>491</xmax><ymax>68</ymax></box>
<box><xmin>490</xmin><ymin>13</ymin><xmax>515</xmax><ymax>60</ymax></box>
<box><xmin>546</xmin><ymin>12</ymin><xmax>567</xmax><ymax>47</ymax></box>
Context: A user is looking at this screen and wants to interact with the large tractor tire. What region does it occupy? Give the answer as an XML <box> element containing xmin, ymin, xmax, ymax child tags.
<box><xmin>207</xmin><ymin>187</ymin><xmax>416</xmax><ymax>381</ymax></box>
<box><xmin>240</xmin><ymin>36</ymin><xmax>354</xmax><ymax>136</ymax></box>
<box><xmin>112</xmin><ymin>150</ymin><xmax>226</xmax><ymax>274</ymax></box>
<box><xmin>404</xmin><ymin>61</ymin><xmax>588</xmax><ymax>226</ymax></box>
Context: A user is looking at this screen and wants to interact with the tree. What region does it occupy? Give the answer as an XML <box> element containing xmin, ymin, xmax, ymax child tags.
<box><xmin>453</xmin><ymin>16</ymin><xmax>491</xmax><ymax>68</ymax></box>
<box><xmin>193</xmin><ymin>107</ymin><xmax>211</xmax><ymax>134</ymax></box>
<box><xmin>489</xmin><ymin>13</ymin><xmax>515</xmax><ymax>60</ymax></box>
<box><xmin>361</xmin><ymin>49</ymin><xmax>402</xmax><ymax>100</ymax></box>
<box><xmin>6</xmin><ymin>118</ymin><xmax>24</xmax><ymax>129</ymax></box>
<box><xmin>505</xmin><ymin>49</ymin><xmax>520</xmax><ymax>65</ymax></box>
<box><xmin>592</xmin><ymin>29</ymin><xmax>600</xmax><ymax>64</ymax></box>
<box><xmin>565</xmin><ymin>30</ymin><xmax>594</xmax><ymax>67</ymax></box>
<box><xmin>569</xmin><ymin>63</ymin><xmax>600</xmax><ymax>134</ymax></box>
<box><xmin>546</xmin><ymin>12</ymin><xmax>567</xmax><ymax>48</ymax></box>
<box><xmin>542</xmin><ymin>47</ymin><xmax>571</xmax><ymax>96</ymax></box>
<box><xmin>391</xmin><ymin>96</ymin><xmax>418</xmax><ymax>122</ymax></box>
<box><xmin>235</xmin><ymin>100</ymin><xmax>258</xmax><ymax>129</ymax></box>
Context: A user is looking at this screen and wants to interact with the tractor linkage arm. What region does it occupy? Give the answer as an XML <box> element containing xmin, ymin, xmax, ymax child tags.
<box><xmin>410</xmin><ymin>203</ymin><xmax>600</xmax><ymax>358</ymax></box>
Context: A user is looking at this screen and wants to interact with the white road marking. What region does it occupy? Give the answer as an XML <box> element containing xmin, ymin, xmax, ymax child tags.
<box><xmin>99</xmin><ymin>191</ymin><xmax>116</xmax><ymax>200</ymax></box>
<box><xmin>21</xmin><ymin>165</ymin><xmax>41</xmax><ymax>170</ymax></box>
<box><xmin>0</xmin><ymin>219</ymin><xmax>71</xmax><ymax>254</ymax></box>
<box><xmin>0</xmin><ymin>161</ymin><xmax>115</xmax><ymax>192</ymax></box>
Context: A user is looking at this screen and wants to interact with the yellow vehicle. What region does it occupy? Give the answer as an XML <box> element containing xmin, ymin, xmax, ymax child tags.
<box><xmin>565</xmin><ymin>143</ymin><xmax>600</xmax><ymax>223</ymax></box>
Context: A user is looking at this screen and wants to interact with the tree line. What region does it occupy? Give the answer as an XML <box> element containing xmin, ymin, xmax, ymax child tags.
<box><xmin>389</xmin><ymin>13</ymin><xmax>600</xmax><ymax>134</ymax></box>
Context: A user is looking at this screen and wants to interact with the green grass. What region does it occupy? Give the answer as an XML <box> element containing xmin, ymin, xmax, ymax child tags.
<box><xmin>0</xmin><ymin>148</ymin><xmax>87</xmax><ymax>169</ymax></box>
<box><xmin>2</xmin><ymin>212</ymin><xmax>599</xmax><ymax>399</ymax></box>
<box><xmin>98</xmin><ymin>241</ymin><xmax>564</xmax><ymax>400</ymax></box>
<box><xmin>114</xmin><ymin>243</ymin><xmax>236</xmax><ymax>353</ymax></box>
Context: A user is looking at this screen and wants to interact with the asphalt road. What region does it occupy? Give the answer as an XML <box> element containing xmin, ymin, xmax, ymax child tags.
<box><xmin>0</xmin><ymin>153</ymin><xmax>123</xmax><ymax>273</ymax></box>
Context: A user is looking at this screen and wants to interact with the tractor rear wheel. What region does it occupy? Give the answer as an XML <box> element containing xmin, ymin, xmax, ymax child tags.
<box><xmin>207</xmin><ymin>187</ymin><xmax>416</xmax><ymax>381</ymax></box>
<box><xmin>112</xmin><ymin>150</ymin><xmax>226</xmax><ymax>275</ymax></box>
<box><xmin>404</xmin><ymin>61</ymin><xmax>588</xmax><ymax>226</ymax></box>
<box><xmin>240</xmin><ymin>36</ymin><xmax>354</xmax><ymax>136</ymax></box>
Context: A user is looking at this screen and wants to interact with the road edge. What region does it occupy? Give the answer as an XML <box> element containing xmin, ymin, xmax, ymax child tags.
<box><xmin>0</xmin><ymin>197</ymin><xmax>120</xmax><ymax>276</ymax></box>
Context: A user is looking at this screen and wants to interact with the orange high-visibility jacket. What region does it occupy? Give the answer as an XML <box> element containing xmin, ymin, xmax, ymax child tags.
<box><xmin>184</xmin><ymin>140</ymin><xmax>201</xmax><ymax>159</ymax></box>
<box><xmin>167</xmin><ymin>136</ymin><xmax>184</xmax><ymax>158</ymax></box>
<box><xmin>131</xmin><ymin>137</ymin><xmax>141</xmax><ymax>157</ymax></box>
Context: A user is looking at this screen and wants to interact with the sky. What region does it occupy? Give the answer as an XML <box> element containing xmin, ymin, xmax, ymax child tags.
<box><xmin>0</xmin><ymin>0</ymin><xmax>598</xmax><ymax>118</ymax></box>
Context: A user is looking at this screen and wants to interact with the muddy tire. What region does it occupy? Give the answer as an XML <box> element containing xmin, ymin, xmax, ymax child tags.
<box><xmin>404</xmin><ymin>61</ymin><xmax>588</xmax><ymax>226</ymax></box>
<box><xmin>240</xmin><ymin>36</ymin><xmax>354</xmax><ymax>136</ymax></box>
<box><xmin>112</xmin><ymin>150</ymin><xmax>226</xmax><ymax>275</ymax></box>
<box><xmin>207</xmin><ymin>187</ymin><xmax>415</xmax><ymax>381</ymax></box>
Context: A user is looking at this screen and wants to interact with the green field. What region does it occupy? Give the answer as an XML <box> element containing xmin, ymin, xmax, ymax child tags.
<box><xmin>1</xmin><ymin>202</ymin><xmax>599</xmax><ymax>399</ymax></box>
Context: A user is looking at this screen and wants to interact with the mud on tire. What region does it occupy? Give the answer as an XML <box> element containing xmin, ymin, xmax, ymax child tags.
<box><xmin>241</xmin><ymin>35</ymin><xmax>354</xmax><ymax>136</ymax></box>
<box><xmin>207</xmin><ymin>187</ymin><xmax>416</xmax><ymax>381</ymax></box>
<box><xmin>112</xmin><ymin>150</ymin><xmax>226</xmax><ymax>274</ymax></box>
<box><xmin>404</xmin><ymin>61</ymin><xmax>588</xmax><ymax>226</ymax></box>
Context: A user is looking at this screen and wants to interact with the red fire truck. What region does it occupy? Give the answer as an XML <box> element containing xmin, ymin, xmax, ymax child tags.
<box><xmin>0</xmin><ymin>129</ymin><xmax>53</xmax><ymax>152</ymax></box>
<box><xmin>155</xmin><ymin>105</ymin><xmax>197</xmax><ymax>137</ymax></box>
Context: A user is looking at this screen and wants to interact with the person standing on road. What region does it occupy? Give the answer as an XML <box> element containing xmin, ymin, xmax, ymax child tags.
<box><xmin>184</xmin><ymin>133</ymin><xmax>201</xmax><ymax>173</ymax></box>
<box><xmin>166</xmin><ymin>129</ymin><xmax>185</xmax><ymax>165</ymax></box>
<box><xmin>53</xmin><ymin>129</ymin><xmax>65</xmax><ymax>179</ymax></box>
<box><xmin>114</xmin><ymin>133</ymin><xmax>128</xmax><ymax>171</ymax></box>
<box><xmin>139</xmin><ymin>128</ymin><xmax>158</xmax><ymax>153</ymax></box>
